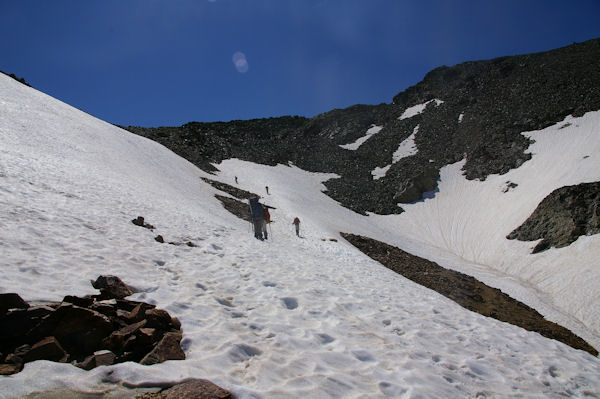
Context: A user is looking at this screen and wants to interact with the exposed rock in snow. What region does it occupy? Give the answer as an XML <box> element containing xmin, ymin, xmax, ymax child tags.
<box><xmin>507</xmin><ymin>181</ymin><xmax>600</xmax><ymax>252</ymax></box>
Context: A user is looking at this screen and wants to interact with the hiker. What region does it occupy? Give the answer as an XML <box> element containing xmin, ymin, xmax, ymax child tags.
<box><xmin>265</xmin><ymin>185</ymin><xmax>269</xmax><ymax>194</ymax></box>
<box><xmin>235</xmin><ymin>176</ymin><xmax>238</xmax><ymax>184</ymax></box>
<box><xmin>249</xmin><ymin>197</ymin><xmax>269</xmax><ymax>240</ymax></box>
<box><xmin>261</xmin><ymin>206</ymin><xmax>269</xmax><ymax>239</ymax></box>
<box><xmin>292</xmin><ymin>217</ymin><xmax>300</xmax><ymax>237</ymax></box>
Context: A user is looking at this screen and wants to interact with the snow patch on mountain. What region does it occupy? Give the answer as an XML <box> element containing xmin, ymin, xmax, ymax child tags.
<box><xmin>398</xmin><ymin>99</ymin><xmax>444</xmax><ymax>120</ymax></box>
<box><xmin>371</xmin><ymin>164</ymin><xmax>391</xmax><ymax>180</ymax></box>
<box><xmin>371</xmin><ymin>125</ymin><xmax>419</xmax><ymax>180</ymax></box>
<box><xmin>339</xmin><ymin>124</ymin><xmax>383</xmax><ymax>150</ymax></box>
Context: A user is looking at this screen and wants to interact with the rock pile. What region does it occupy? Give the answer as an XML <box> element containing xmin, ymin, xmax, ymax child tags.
<box><xmin>0</xmin><ymin>276</ymin><xmax>184</xmax><ymax>375</ymax></box>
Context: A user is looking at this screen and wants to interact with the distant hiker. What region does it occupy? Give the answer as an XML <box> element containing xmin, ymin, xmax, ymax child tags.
<box><xmin>292</xmin><ymin>217</ymin><xmax>300</xmax><ymax>237</ymax></box>
<box><xmin>265</xmin><ymin>186</ymin><xmax>269</xmax><ymax>194</ymax></box>
<box><xmin>235</xmin><ymin>176</ymin><xmax>238</xmax><ymax>184</ymax></box>
<box><xmin>249</xmin><ymin>197</ymin><xmax>269</xmax><ymax>240</ymax></box>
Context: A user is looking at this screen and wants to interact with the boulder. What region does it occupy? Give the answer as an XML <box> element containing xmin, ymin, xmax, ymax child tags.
<box><xmin>163</xmin><ymin>379</ymin><xmax>232</xmax><ymax>399</ymax></box>
<box><xmin>132</xmin><ymin>216</ymin><xmax>155</xmax><ymax>230</ymax></box>
<box><xmin>145</xmin><ymin>308</ymin><xmax>173</xmax><ymax>331</ymax></box>
<box><xmin>140</xmin><ymin>332</ymin><xmax>185</xmax><ymax>365</ymax></box>
<box><xmin>28</xmin><ymin>304</ymin><xmax>113</xmax><ymax>356</ymax></box>
<box><xmin>62</xmin><ymin>295</ymin><xmax>94</xmax><ymax>308</ymax></box>
<box><xmin>0</xmin><ymin>293</ymin><xmax>29</xmax><ymax>314</ymax></box>
<box><xmin>124</xmin><ymin>302</ymin><xmax>154</xmax><ymax>323</ymax></box>
<box><xmin>93</xmin><ymin>349</ymin><xmax>116</xmax><ymax>366</ymax></box>
<box><xmin>22</xmin><ymin>337</ymin><xmax>68</xmax><ymax>363</ymax></box>
<box><xmin>75</xmin><ymin>354</ymin><xmax>96</xmax><ymax>371</ymax></box>
<box><xmin>0</xmin><ymin>363</ymin><xmax>22</xmax><ymax>375</ymax></box>
<box><xmin>91</xmin><ymin>275</ymin><xmax>134</xmax><ymax>299</ymax></box>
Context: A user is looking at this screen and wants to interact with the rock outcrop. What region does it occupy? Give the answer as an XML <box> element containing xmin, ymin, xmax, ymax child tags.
<box><xmin>507</xmin><ymin>181</ymin><xmax>600</xmax><ymax>252</ymax></box>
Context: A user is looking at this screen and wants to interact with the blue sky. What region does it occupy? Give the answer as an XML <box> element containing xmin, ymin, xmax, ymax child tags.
<box><xmin>1</xmin><ymin>0</ymin><xmax>599</xmax><ymax>126</ymax></box>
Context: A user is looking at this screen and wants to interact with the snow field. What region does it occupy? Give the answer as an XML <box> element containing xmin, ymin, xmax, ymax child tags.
<box><xmin>1</xmin><ymin>73</ymin><xmax>600</xmax><ymax>398</ymax></box>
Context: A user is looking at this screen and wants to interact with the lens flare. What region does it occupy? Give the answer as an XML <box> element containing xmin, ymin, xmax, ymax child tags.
<box><xmin>232</xmin><ymin>51</ymin><xmax>249</xmax><ymax>73</ymax></box>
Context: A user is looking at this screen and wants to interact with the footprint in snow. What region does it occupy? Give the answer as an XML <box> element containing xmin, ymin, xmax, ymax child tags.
<box><xmin>352</xmin><ymin>350</ymin><xmax>375</xmax><ymax>362</ymax></box>
<box><xmin>195</xmin><ymin>282</ymin><xmax>207</xmax><ymax>290</ymax></box>
<box><xmin>228</xmin><ymin>344</ymin><xmax>262</xmax><ymax>362</ymax></box>
<box><xmin>316</xmin><ymin>333</ymin><xmax>335</xmax><ymax>344</ymax></box>
<box><xmin>216</xmin><ymin>297</ymin><xmax>235</xmax><ymax>307</ymax></box>
<box><xmin>281</xmin><ymin>297</ymin><xmax>298</xmax><ymax>310</ymax></box>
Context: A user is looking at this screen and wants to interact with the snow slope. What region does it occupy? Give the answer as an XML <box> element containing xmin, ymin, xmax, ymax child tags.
<box><xmin>1</xmin><ymin>73</ymin><xmax>600</xmax><ymax>398</ymax></box>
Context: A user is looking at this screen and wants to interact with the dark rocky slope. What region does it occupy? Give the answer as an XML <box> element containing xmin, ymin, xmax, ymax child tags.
<box><xmin>342</xmin><ymin>233</ymin><xmax>598</xmax><ymax>356</ymax></box>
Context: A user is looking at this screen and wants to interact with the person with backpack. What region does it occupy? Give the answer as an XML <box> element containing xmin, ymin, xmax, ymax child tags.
<box><xmin>292</xmin><ymin>217</ymin><xmax>300</xmax><ymax>237</ymax></box>
<box><xmin>249</xmin><ymin>197</ymin><xmax>268</xmax><ymax>240</ymax></box>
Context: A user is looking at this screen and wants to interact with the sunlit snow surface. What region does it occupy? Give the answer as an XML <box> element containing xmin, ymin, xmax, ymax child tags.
<box><xmin>1</xmin><ymin>74</ymin><xmax>600</xmax><ymax>398</ymax></box>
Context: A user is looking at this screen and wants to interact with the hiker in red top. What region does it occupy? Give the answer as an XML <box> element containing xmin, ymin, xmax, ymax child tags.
<box><xmin>292</xmin><ymin>217</ymin><xmax>300</xmax><ymax>237</ymax></box>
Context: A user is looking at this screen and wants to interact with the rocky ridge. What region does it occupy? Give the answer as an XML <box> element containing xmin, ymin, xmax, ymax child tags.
<box><xmin>124</xmin><ymin>39</ymin><xmax>600</xmax><ymax>221</ymax></box>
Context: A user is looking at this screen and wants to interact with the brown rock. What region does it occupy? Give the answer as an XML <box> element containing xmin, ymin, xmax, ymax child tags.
<box><xmin>138</xmin><ymin>328</ymin><xmax>159</xmax><ymax>345</ymax></box>
<box><xmin>132</xmin><ymin>216</ymin><xmax>155</xmax><ymax>230</ymax></box>
<box><xmin>0</xmin><ymin>293</ymin><xmax>29</xmax><ymax>314</ymax></box>
<box><xmin>119</xmin><ymin>319</ymin><xmax>148</xmax><ymax>336</ymax></box>
<box><xmin>116</xmin><ymin>298</ymin><xmax>155</xmax><ymax>312</ymax></box>
<box><xmin>0</xmin><ymin>363</ymin><xmax>23</xmax><ymax>375</ymax></box>
<box><xmin>26</xmin><ymin>305</ymin><xmax>55</xmax><ymax>319</ymax></box>
<box><xmin>140</xmin><ymin>332</ymin><xmax>185</xmax><ymax>365</ymax></box>
<box><xmin>1</xmin><ymin>309</ymin><xmax>39</xmax><ymax>342</ymax></box>
<box><xmin>62</xmin><ymin>295</ymin><xmax>94</xmax><ymax>308</ymax></box>
<box><xmin>28</xmin><ymin>304</ymin><xmax>113</xmax><ymax>356</ymax></box>
<box><xmin>125</xmin><ymin>303</ymin><xmax>155</xmax><ymax>323</ymax></box>
<box><xmin>22</xmin><ymin>337</ymin><xmax>68</xmax><ymax>363</ymax></box>
<box><xmin>93</xmin><ymin>349</ymin><xmax>116</xmax><ymax>366</ymax></box>
<box><xmin>145</xmin><ymin>308</ymin><xmax>172</xmax><ymax>331</ymax></box>
<box><xmin>104</xmin><ymin>320</ymin><xmax>147</xmax><ymax>350</ymax></box>
<box><xmin>90</xmin><ymin>301</ymin><xmax>117</xmax><ymax>318</ymax></box>
<box><xmin>75</xmin><ymin>354</ymin><xmax>96</xmax><ymax>370</ymax></box>
<box><xmin>91</xmin><ymin>275</ymin><xmax>134</xmax><ymax>299</ymax></box>
<box><xmin>163</xmin><ymin>379</ymin><xmax>232</xmax><ymax>399</ymax></box>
